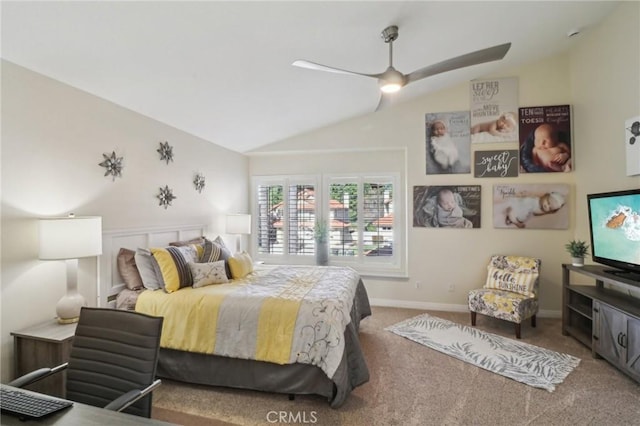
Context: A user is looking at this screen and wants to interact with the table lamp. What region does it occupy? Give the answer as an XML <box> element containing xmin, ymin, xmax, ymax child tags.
<box><xmin>226</xmin><ymin>214</ymin><xmax>251</xmax><ymax>253</ymax></box>
<box><xmin>39</xmin><ymin>215</ymin><xmax>102</xmax><ymax>324</ymax></box>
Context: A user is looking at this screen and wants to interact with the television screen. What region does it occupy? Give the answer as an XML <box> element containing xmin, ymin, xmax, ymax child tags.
<box><xmin>587</xmin><ymin>189</ymin><xmax>640</xmax><ymax>279</ymax></box>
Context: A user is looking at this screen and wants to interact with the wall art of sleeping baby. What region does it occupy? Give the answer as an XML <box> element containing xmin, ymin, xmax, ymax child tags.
<box><xmin>470</xmin><ymin>77</ymin><xmax>519</xmax><ymax>144</ymax></box>
<box><xmin>425</xmin><ymin>111</ymin><xmax>471</xmax><ymax>175</ymax></box>
<box><xmin>413</xmin><ymin>185</ymin><xmax>481</xmax><ymax>228</ymax></box>
<box><xmin>519</xmin><ymin>105</ymin><xmax>572</xmax><ymax>173</ymax></box>
<box><xmin>493</xmin><ymin>184</ymin><xmax>570</xmax><ymax>230</ymax></box>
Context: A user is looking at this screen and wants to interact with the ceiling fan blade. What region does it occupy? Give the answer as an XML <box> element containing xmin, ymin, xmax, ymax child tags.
<box><xmin>375</xmin><ymin>93</ymin><xmax>395</xmax><ymax>112</ymax></box>
<box><xmin>406</xmin><ymin>43</ymin><xmax>511</xmax><ymax>84</ymax></box>
<box><xmin>292</xmin><ymin>60</ymin><xmax>379</xmax><ymax>78</ymax></box>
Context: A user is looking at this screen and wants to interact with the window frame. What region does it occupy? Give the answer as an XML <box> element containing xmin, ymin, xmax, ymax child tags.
<box><xmin>322</xmin><ymin>173</ymin><xmax>405</xmax><ymax>277</ymax></box>
<box><xmin>251</xmin><ymin>175</ymin><xmax>320</xmax><ymax>265</ymax></box>
<box><xmin>251</xmin><ymin>173</ymin><xmax>406</xmax><ymax>277</ymax></box>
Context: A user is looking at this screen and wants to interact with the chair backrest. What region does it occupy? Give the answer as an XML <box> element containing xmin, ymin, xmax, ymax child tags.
<box><xmin>489</xmin><ymin>255</ymin><xmax>541</xmax><ymax>274</ymax></box>
<box><xmin>487</xmin><ymin>255</ymin><xmax>542</xmax><ymax>297</ymax></box>
<box><xmin>66</xmin><ymin>307</ymin><xmax>163</xmax><ymax>418</ymax></box>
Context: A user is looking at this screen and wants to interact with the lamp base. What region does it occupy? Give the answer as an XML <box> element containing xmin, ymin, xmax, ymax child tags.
<box><xmin>56</xmin><ymin>291</ymin><xmax>85</xmax><ymax>325</ymax></box>
<box><xmin>57</xmin><ymin>316</ymin><xmax>80</xmax><ymax>324</ymax></box>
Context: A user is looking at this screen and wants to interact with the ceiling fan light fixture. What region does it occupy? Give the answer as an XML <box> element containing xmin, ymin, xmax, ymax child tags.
<box><xmin>379</xmin><ymin>82</ymin><xmax>402</xmax><ymax>93</ymax></box>
<box><xmin>378</xmin><ymin>67</ymin><xmax>406</xmax><ymax>93</ymax></box>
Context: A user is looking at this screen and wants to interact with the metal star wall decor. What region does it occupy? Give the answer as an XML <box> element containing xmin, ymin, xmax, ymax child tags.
<box><xmin>98</xmin><ymin>151</ymin><xmax>124</xmax><ymax>181</ymax></box>
<box><xmin>157</xmin><ymin>141</ymin><xmax>174</xmax><ymax>164</ymax></box>
<box><xmin>193</xmin><ymin>173</ymin><xmax>206</xmax><ymax>193</ymax></box>
<box><xmin>157</xmin><ymin>185</ymin><xmax>176</xmax><ymax>209</ymax></box>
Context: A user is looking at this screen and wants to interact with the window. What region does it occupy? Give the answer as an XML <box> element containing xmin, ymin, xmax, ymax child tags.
<box><xmin>252</xmin><ymin>174</ymin><xmax>405</xmax><ymax>276</ymax></box>
<box><xmin>325</xmin><ymin>175</ymin><xmax>403</xmax><ymax>275</ymax></box>
<box><xmin>254</xmin><ymin>177</ymin><xmax>318</xmax><ymax>262</ymax></box>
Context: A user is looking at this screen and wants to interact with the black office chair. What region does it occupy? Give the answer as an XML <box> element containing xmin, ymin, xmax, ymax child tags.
<box><xmin>9</xmin><ymin>307</ymin><xmax>163</xmax><ymax>418</ymax></box>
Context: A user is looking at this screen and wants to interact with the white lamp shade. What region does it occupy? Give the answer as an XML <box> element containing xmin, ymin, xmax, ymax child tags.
<box><xmin>226</xmin><ymin>214</ymin><xmax>251</xmax><ymax>235</ymax></box>
<box><xmin>39</xmin><ymin>216</ymin><xmax>103</xmax><ymax>260</ymax></box>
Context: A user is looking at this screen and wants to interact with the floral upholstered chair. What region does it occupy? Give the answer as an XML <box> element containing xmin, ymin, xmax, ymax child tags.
<box><xmin>468</xmin><ymin>255</ymin><xmax>541</xmax><ymax>339</ymax></box>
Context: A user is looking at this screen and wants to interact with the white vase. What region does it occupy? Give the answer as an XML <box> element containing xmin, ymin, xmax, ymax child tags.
<box><xmin>316</xmin><ymin>240</ymin><xmax>329</xmax><ymax>266</ymax></box>
<box><xmin>571</xmin><ymin>257</ymin><xmax>584</xmax><ymax>267</ymax></box>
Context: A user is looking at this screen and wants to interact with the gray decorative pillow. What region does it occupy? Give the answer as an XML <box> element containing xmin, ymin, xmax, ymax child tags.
<box><xmin>200</xmin><ymin>238</ymin><xmax>232</xmax><ymax>278</ymax></box>
<box><xmin>117</xmin><ymin>248</ymin><xmax>144</xmax><ymax>290</ymax></box>
<box><xmin>214</xmin><ymin>235</ymin><xmax>229</xmax><ymax>249</ymax></box>
<box><xmin>169</xmin><ymin>237</ymin><xmax>205</xmax><ymax>247</ymax></box>
<box><xmin>200</xmin><ymin>238</ymin><xmax>222</xmax><ymax>263</ymax></box>
<box><xmin>134</xmin><ymin>248</ymin><xmax>165</xmax><ymax>290</ymax></box>
<box><xmin>189</xmin><ymin>261</ymin><xmax>229</xmax><ymax>288</ymax></box>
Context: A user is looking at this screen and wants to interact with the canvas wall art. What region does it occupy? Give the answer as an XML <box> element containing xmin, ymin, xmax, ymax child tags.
<box><xmin>425</xmin><ymin>111</ymin><xmax>471</xmax><ymax>175</ymax></box>
<box><xmin>519</xmin><ymin>105</ymin><xmax>572</xmax><ymax>173</ymax></box>
<box><xmin>414</xmin><ymin>185</ymin><xmax>481</xmax><ymax>228</ymax></box>
<box><xmin>493</xmin><ymin>184</ymin><xmax>570</xmax><ymax>229</ymax></box>
<box><xmin>474</xmin><ymin>150</ymin><xmax>519</xmax><ymax>178</ymax></box>
<box><xmin>625</xmin><ymin>116</ymin><xmax>640</xmax><ymax>176</ymax></box>
<box><xmin>470</xmin><ymin>77</ymin><xmax>519</xmax><ymax>143</ymax></box>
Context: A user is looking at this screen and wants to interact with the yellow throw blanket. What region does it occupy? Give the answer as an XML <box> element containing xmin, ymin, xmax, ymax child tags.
<box><xmin>136</xmin><ymin>265</ymin><xmax>360</xmax><ymax>379</ymax></box>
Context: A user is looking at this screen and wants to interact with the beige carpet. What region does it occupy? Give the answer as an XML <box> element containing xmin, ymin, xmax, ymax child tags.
<box><xmin>152</xmin><ymin>307</ymin><xmax>640</xmax><ymax>426</ymax></box>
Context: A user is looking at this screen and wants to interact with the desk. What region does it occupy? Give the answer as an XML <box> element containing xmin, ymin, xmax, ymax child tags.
<box><xmin>11</xmin><ymin>320</ymin><xmax>77</xmax><ymax>397</ymax></box>
<box><xmin>1</xmin><ymin>385</ymin><xmax>176</xmax><ymax>426</ymax></box>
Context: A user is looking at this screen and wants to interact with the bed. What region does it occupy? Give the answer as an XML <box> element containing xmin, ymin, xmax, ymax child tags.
<box><xmin>99</xmin><ymin>225</ymin><xmax>371</xmax><ymax>408</ymax></box>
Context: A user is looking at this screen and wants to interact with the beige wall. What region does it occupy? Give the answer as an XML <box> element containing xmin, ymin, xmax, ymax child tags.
<box><xmin>250</xmin><ymin>3</ymin><xmax>639</xmax><ymax>312</ymax></box>
<box><xmin>568</xmin><ymin>1</ymin><xmax>640</xmax><ymax>245</ymax></box>
<box><xmin>0</xmin><ymin>61</ymin><xmax>249</xmax><ymax>382</ymax></box>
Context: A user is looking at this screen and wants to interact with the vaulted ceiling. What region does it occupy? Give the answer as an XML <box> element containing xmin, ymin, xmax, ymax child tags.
<box><xmin>1</xmin><ymin>1</ymin><xmax>619</xmax><ymax>152</ymax></box>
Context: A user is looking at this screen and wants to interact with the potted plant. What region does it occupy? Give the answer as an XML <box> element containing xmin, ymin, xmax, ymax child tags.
<box><xmin>565</xmin><ymin>240</ymin><xmax>589</xmax><ymax>266</ymax></box>
<box><xmin>314</xmin><ymin>220</ymin><xmax>329</xmax><ymax>266</ymax></box>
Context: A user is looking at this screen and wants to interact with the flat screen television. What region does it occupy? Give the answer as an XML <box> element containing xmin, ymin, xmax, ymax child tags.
<box><xmin>587</xmin><ymin>189</ymin><xmax>640</xmax><ymax>282</ymax></box>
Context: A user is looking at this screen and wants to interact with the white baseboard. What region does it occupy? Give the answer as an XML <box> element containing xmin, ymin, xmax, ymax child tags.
<box><xmin>369</xmin><ymin>298</ymin><xmax>561</xmax><ymax>319</ymax></box>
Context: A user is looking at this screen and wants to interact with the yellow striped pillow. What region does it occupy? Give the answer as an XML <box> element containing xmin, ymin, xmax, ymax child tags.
<box><xmin>484</xmin><ymin>266</ymin><xmax>537</xmax><ymax>297</ymax></box>
<box><xmin>150</xmin><ymin>245</ymin><xmax>199</xmax><ymax>293</ymax></box>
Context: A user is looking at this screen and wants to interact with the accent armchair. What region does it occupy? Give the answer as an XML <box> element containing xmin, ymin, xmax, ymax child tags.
<box><xmin>468</xmin><ymin>255</ymin><xmax>541</xmax><ymax>339</ymax></box>
<box><xmin>9</xmin><ymin>307</ymin><xmax>163</xmax><ymax>418</ymax></box>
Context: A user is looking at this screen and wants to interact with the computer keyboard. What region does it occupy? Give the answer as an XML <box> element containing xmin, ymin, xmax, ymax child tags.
<box><xmin>0</xmin><ymin>386</ymin><xmax>73</xmax><ymax>420</ymax></box>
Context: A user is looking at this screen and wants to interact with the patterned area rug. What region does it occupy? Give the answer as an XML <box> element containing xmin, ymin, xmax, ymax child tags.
<box><xmin>385</xmin><ymin>313</ymin><xmax>580</xmax><ymax>392</ymax></box>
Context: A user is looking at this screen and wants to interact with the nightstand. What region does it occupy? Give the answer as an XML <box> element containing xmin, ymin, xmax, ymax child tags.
<box><xmin>11</xmin><ymin>319</ymin><xmax>77</xmax><ymax>398</ymax></box>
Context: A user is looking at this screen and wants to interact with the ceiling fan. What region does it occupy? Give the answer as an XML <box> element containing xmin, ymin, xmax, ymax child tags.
<box><xmin>293</xmin><ymin>25</ymin><xmax>511</xmax><ymax>111</ymax></box>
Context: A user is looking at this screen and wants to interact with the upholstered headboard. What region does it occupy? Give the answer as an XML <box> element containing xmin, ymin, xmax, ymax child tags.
<box><xmin>99</xmin><ymin>224</ymin><xmax>206</xmax><ymax>308</ymax></box>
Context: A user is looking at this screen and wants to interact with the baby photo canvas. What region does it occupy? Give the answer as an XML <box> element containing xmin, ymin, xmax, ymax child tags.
<box><xmin>625</xmin><ymin>115</ymin><xmax>640</xmax><ymax>176</ymax></box>
<box><xmin>470</xmin><ymin>77</ymin><xmax>519</xmax><ymax>143</ymax></box>
<box><xmin>519</xmin><ymin>105</ymin><xmax>572</xmax><ymax>173</ymax></box>
<box><xmin>493</xmin><ymin>184</ymin><xmax>570</xmax><ymax>229</ymax></box>
<box><xmin>425</xmin><ymin>111</ymin><xmax>471</xmax><ymax>175</ymax></box>
<box><xmin>413</xmin><ymin>185</ymin><xmax>481</xmax><ymax>228</ymax></box>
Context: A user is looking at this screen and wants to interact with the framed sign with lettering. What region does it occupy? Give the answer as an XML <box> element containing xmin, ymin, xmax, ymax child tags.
<box><xmin>474</xmin><ymin>150</ymin><xmax>519</xmax><ymax>178</ymax></box>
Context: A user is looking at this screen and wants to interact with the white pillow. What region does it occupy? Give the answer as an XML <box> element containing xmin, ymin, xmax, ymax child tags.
<box><xmin>134</xmin><ymin>248</ymin><xmax>164</xmax><ymax>290</ymax></box>
<box><xmin>189</xmin><ymin>260</ymin><xmax>229</xmax><ymax>288</ymax></box>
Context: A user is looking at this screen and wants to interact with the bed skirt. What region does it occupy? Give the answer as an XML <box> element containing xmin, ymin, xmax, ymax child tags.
<box><xmin>156</xmin><ymin>279</ymin><xmax>371</xmax><ymax>408</ymax></box>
